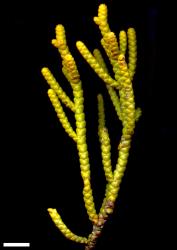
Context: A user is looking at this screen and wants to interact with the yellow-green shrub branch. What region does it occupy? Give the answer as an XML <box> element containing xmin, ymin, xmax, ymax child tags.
<box><xmin>73</xmin><ymin>80</ymin><xmax>98</xmax><ymax>223</ymax></box>
<box><xmin>43</xmin><ymin>24</ymin><xmax>98</xmax><ymax>241</ymax></box>
<box><xmin>119</xmin><ymin>30</ymin><xmax>127</xmax><ymax>55</ymax></box>
<box><xmin>76</xmin><ymin>41</ymin><xmax>119</xmax><ymax>89</ymax></box>
<box><xmin>47</xmin><ymin>89</ymin><xmax>77</xmax><ymax>142</ymax></box>
<box><xmin>93</xmin><ymin>49</ymin><xmax>108</xmax><ymax>73</ymax></box>
<box><xmin>52</xmin><ymin>24</ymin><xmax>70</xmax><ymax>59</ymax></box>
<box><xmin>63</xmin><ymin>54</ymin><xmax>98</xmax><ymax>223</ymax></box>
<box><xmin>85</xmin><ymin>54</ymin><xmax>137</xmax><ymax>249</ymax></box>
<box><xmin>41</xmin><ymin>3</ymin><xmax>142</xmax><ymax>250</ymax></box>
<box><xmin>41</xmin><ymin>67</ymin><xmax>75</xmax><ymax>112</ymax></box>
<box><xmin>93</xmin><ymin>4</ymin><xmax>111</xmax><ymax>37</ymax></box>
<box><xmin>107</xmin><ymin>87</ymin><xmax>122</xmax><ymax>120</ymax></box>
<box><xmin>127</xmin><ymin>28</ymin><xmax>137</xmax><ymax>81</ymax></box>
<box><xmin>94</xmin><ymin>49</ymin><xmax>122</xmax><ymax>121</ymax></box>
<box><xmin>48</xmin><ymin>208</ymin><xmax>88</xmax><ymax>244</ymax></box>
<box><xmin>93</xmin><ymin>3</ymin><xmax>120</xmax><ymax>84</ymax></box>
<box><xmin>97</xmin><ymin>94</ymin><xmax>106</xmax><ymax>138</ymax></box>
<box><xmin>106</xmin><ymin>54</ymin><xmax>136</xmax><ymax>205</ymax></box>
<box><xmin>100</xmin><ymin>127</ymin><xmax>113</xmax><ymax>182</ymax></box>
<box><xmin>101</xmin><ymin>32</ymin><xmax>120</xmax><ymax>80</ymax></box>
<box><xmin>97</xmin><ymin>94</ymin><xmax>113</xmax><ymax>183</ymax></box>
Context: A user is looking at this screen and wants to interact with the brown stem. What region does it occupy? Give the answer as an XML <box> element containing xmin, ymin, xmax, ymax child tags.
<box><xmin>85</xmin><ymin>200</ymin><xmax>114</xmax><ymax>249</ymax></box>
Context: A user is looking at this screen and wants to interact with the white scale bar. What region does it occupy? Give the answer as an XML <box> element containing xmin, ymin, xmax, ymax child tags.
<box><xmin>3</xmin><ymin>243</ymin><xmax>30</xmax><ymax>247</ymax></box>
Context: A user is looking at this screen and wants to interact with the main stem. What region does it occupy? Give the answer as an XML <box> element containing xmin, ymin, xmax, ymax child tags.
<box><xmin>85</xmin><ymin>199</ymin><xmax>114</xmax><ymax>249</ymax></box>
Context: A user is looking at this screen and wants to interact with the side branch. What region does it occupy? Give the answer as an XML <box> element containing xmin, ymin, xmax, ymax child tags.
<box><xmin>48</xmin><ymin>208</ymin><xmax>88</xmax><ymax>244</ymax></box>
<box><xmin>76</xmin><ymin>41</ymin><xmax>120</xmax><ymax>89</ymax></box>
<box><xmin>41</xmin><ymin>67</ymin><xmax>75</xmax><ymax>112</ymax></box>
<box><xmin>48</xmin><ymin>89</ymin><xmax>77</xmax><ymax>142</ymax></box>
<box><xmin>94</xmin><ymin>50</ymin><xmax>122</xmax><ymax>121</ymax></box>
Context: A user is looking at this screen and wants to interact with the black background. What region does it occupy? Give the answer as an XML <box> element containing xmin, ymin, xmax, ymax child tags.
<box><xmin>1</xmin><ymin>0</ymin><xmax>176</xmax><ymax>249</ymax></box>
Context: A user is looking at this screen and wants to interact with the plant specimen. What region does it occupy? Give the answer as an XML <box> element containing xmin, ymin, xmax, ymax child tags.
<box><xmin>41</xmin><ymin>3</ymin><xmax>141</xmax><ymax>249</ymax></box>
